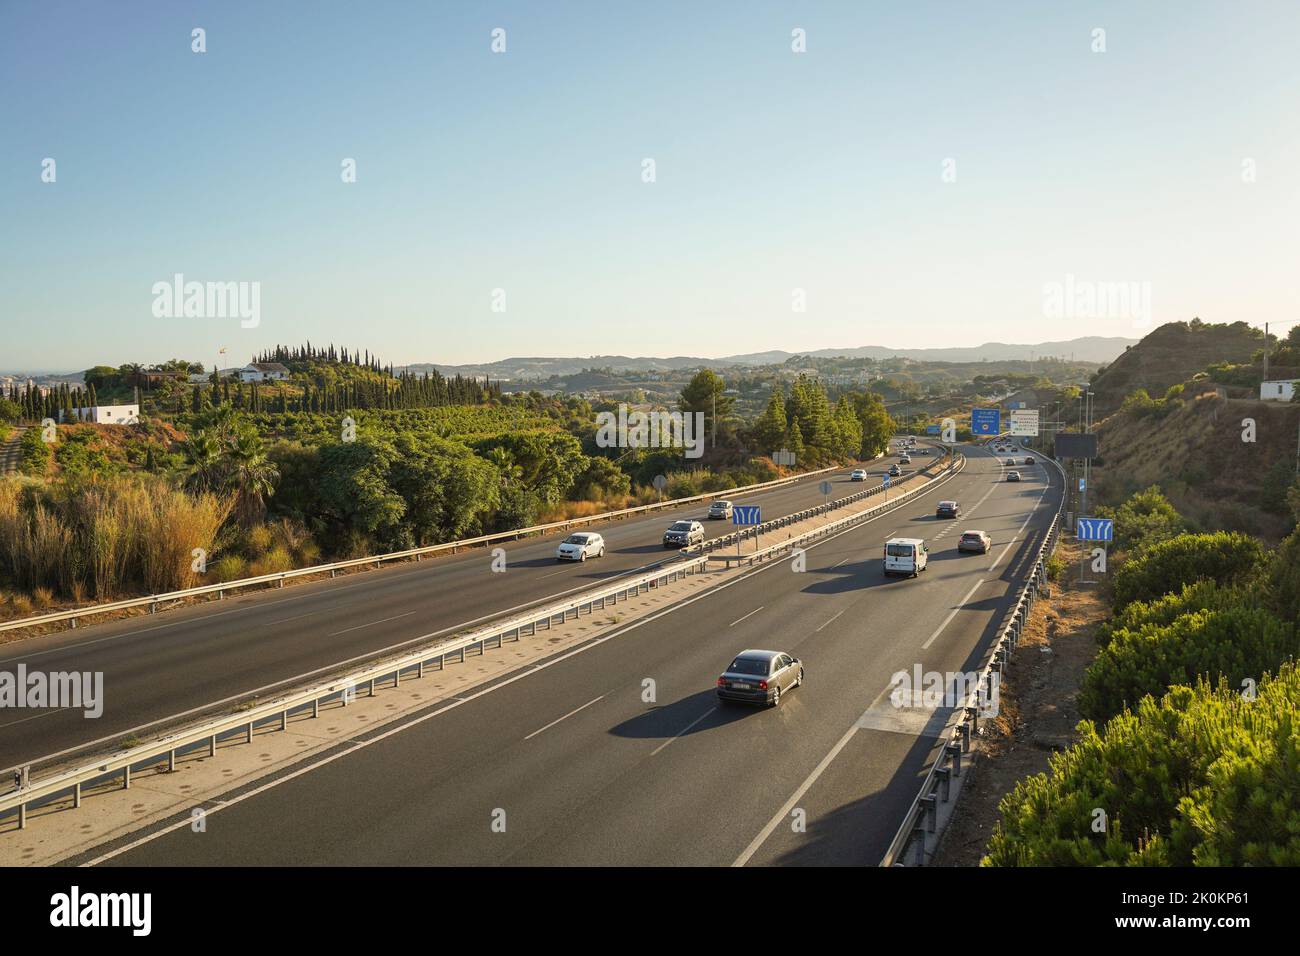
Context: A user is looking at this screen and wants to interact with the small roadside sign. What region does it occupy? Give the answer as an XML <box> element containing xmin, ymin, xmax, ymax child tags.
<box><xmin>1077</xmin><ymin>517</ymin><xmax>1113</xmax><ymax>541</ymax></box>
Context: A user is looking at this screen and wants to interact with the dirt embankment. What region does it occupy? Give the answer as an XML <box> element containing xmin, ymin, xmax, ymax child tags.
<box><xmin>933</xmin><ymin>539</ymin><xmax>1109</xmax><ymax>866</ymax></box>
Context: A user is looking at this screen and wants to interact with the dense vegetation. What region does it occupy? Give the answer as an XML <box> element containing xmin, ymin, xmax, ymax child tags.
<box><xmin>0</xmin><ymin>347</ymin><xmax>901</xmax><ymax>610</ymax></box>
<box><xmin>985</xmin><ymin>485</ymin><xmax>1300</xmax><ymax>865</ymax></box>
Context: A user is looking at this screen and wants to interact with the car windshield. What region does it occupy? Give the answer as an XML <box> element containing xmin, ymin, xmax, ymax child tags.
<box><xmin>711</xmin><ymin>501</ymin><xmax>728</xmax><ymax>509</ymax></box>
<box><xmin>563</xmin><ymin>535</ymin><xmax>589</xmax><ymax>544</ymax></box>
<box><xmin>727</xmin><ymin>658</ymin><xmax>770</xmax><ymax>676</ymax></box>
<box><xmin>669</xmin><ymin>522</ymin><xmax>692</xmax><ymax>531</ymax></box>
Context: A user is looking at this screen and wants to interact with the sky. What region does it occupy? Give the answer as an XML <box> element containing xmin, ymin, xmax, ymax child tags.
<box><xmin>2</xmin><ymin>1</ymin><xmax>1299</xmax><ymax>372</ymax></box>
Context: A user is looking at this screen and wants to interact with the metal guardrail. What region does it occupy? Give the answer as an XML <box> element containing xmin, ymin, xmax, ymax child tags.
<box><xmin>880</xmin><ymin>442</ymin><xmax>1067</xmax><ymax>866</ymax></box>
<box><xmin>687</xmin><ymin>447</ymin><xmax>955</xmax><ymax>558</ymax></box>
<box><xmin>0</xmin><ymin>553</ymin><xmax>715</xmax><ymax>828</ymax></box>
<box><xmin>724</xmin><ymin>452</ymin><xmax>965</xmax><ymax>566</ymax></box>
<box><xmin>0</xmin><ymin>447</ymin><xmax>947</xmax><ymax>832</ymax></box>
<box><xmin>0</xmin><ymin>461</ymin><xmax>846</xmax><ymax>636</ymax></box>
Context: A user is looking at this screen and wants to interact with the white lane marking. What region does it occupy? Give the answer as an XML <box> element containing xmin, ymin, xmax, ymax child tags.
<box><xmin>0</xmin><ymin>708</ymin><xmax>63</xmax><ymax>731</ymax></box>
<box><xmin>650</xmin><ymin>706</ymin><xmax>717</xmax><ymax>757</ymax></box>
<box><xmin>988</xmin><ymin>485</ymin><xmax>1049</xmax><ymax>572</ymax></box>
<box><xmin>78</xmin><ymin>459</ymin><xmax>979</xmax><ymax>865</ymax></box>
<box><xmin>327</xmin><ymin>611</ymin><xmax>416</xmax><ymax>637</ymax></box>
<box><xmin>815</xmin><ymin>609</ymin><xmax>846</xmax><ymax>633</ymax></box>
<box><xmin>920</xmin><ymin>579</ymin><xmax>985</xmax><ymax>650</ymax></box>
<box><xmin>263</xmin><ymin>608</ymin><xmax>330</xmax><ymax>627</ymax></box>
<box><xmin>523</xmin><ymin>695</ymin><xmax>605</xmax><ymax>741</ymax></box>
<box><xmin>830</xmin><ymin>556</ymin><xmax>852</xmax><ymax>569</ymax></box>
<box><xmin>729</xmin><ymin>606</ymin><xmax>764</xmax><ymax>628</ymax></box>
<box><xmin>733</xmin><ymin>720</ymin><xmax>861</xmax><ymax>867</ymax></box>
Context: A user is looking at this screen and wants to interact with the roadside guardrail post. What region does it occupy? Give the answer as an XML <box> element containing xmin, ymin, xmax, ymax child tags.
<box><xmin>167</xmin><ymin>748</ymin><xmax>175</xmax><ymax>772</ymax></box>
<box><xmin>935</xmin><ymin>766</ymin><xmax>951</xmax><ymax>802</ymax></box>
<box><xmin>945</xmin><ymin>743</ymin><xmax>962</xmax><ymax>777</ymax></box>
<box><xmin>912</xmin><ymin>828</ymin><xmax>925</xmax><ymax>865</ymax></box>
<box><xmin>920</xmin><ymin>794</ymin><xmax>937</xmax><ymax>832</ymax></box>
<box><xmin>73</xmin><ymin>782</ymin><xmax>81</xmax><ymax>808</ymax></box>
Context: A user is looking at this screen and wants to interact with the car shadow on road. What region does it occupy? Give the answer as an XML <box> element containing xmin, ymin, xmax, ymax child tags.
<box><xmin>607</xmin><ymin>690</ymin><xmax>754</xmax><ymax>740</ymax></box>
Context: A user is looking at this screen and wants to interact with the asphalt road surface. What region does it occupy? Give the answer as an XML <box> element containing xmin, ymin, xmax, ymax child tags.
<box><xmin>87</xmin><ymin>441</ymin><xmax>1061</xmax><ymax>866</ymax></box>
<box><xmin>0</xmin><ymin>451</ymin><xmax>922</xmax><ymax>769</ymax></box>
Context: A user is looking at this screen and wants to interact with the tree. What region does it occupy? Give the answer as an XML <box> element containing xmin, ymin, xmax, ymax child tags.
<box><xmin>752</xmin><ymin>389</ymin><xmax>787</xmax><ymax>454</ymax></box>
<box><xmin>226</xmin><ymin>425</ymin><xmax>279</xmax><ymax>526</ymax></box>
<box><xmin>679</xmin><ymin>369</ymin><xmax>733</xmax><ymax>445</ymax></box>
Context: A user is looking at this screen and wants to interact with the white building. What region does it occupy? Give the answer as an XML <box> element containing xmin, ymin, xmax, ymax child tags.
<box><xmin>238</xmin><ymin>362</ymin><xmax>290</xmax><ymax>383</ymax></box>
<box><xmin>62</xmin><ymin>404</ymin><xmax>140</xmax><ymax>425</ymax></box>
<box><xmin>1260</xmin><ymin>380</ymin><xmax>1299</xmax><ymax>402</ymax></box>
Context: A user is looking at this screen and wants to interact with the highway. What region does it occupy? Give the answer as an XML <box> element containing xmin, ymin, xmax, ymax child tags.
<box><xmin>85</xmin><ymin>441</ymin><xmax>1062</xmax><ymax>866</ymax></box>
<box><xmin>0</xmin><ymin>453</ymin><xmax>910</xmax><ymax>770</ymax></box>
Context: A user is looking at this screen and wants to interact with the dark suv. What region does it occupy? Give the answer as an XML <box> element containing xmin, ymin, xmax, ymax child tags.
<box><xmin>936</xmin><ymin>500</ymin><xmax>960</xmax><ymax>519</ymax></box>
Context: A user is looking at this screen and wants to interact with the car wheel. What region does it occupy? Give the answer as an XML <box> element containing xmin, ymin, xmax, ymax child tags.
<box><xmin>598</xmin><ymin>548</ymin><xmax>605</xmax><ymax>558</ymax></box>
<box><xmin>579</xmin><ymin>552</ymin><xmax>586</xmax><ymax>562</ymax></box>
<box><xmin>770</xmin><ymin>684</ymin><xmax>782</xmax><ymax>707</ymax></box>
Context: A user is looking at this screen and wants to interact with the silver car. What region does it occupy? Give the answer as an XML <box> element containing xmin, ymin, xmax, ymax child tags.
<box><xmin>708</xmin><ymin>500</ymin><xmax>734</xmax><ymax>520</ymax></box>
<box><xmin>716</xmin><ymin>649</ymin><xmax>804</xmax><ymax>707</ymax></box>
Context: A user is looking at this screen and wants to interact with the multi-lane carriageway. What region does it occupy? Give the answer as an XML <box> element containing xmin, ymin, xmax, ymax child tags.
<box><xmin>45</xmin><ymin>440</ymin><xmax>1062</xmax><ymax>866</ymax></box>
<box><xmin>0</xmin><ymin>453</ymin><xmax>905</xmax><ymax>771</ymax></box>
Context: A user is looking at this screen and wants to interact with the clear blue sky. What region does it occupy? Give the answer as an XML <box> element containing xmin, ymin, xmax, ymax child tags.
<box><xmin>3</xmin><ymin>1</ymin><xmax>1298</xmax><ymax>372</ymax></box>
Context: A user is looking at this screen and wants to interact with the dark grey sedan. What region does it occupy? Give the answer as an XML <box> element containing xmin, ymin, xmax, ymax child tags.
<box><xmin>716</xmin><ymin>649</ymin><xmax>804</xmax><ymax>707</ymax></box>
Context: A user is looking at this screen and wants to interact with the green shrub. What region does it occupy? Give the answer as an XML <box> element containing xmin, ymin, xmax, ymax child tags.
<box><xmin>1110</xmin><ymin>532</ymin><xmax>1267</xmax><ymax>611</ymax></box>
<box><xmin>1096</xmin><ymin>486</ymin><xmax>1186</xmax><ymax>555</ymax></box>
<box><xmin>208</xmin><ymin>555</ymin><xmax>248</xmax><ymax>582</ymax></box>
<box><xmin>1098</xmin><ymin>579</ymin><xmax>1253</xmax><ymax>649</ymax></box>
<box><xmin>984</xmin><ymin>664</ymin><xmax>1300</xmax><ymax>866</ymax></box>
<box><xmin>18</xmin><ymin>428</ymin><xmax>52</xmax><ymax>477</ymax></box>
<box><xmin>1079</xmin><ymin>605</ymin><xmax>1296</xmax><ymax>722</ymax></box>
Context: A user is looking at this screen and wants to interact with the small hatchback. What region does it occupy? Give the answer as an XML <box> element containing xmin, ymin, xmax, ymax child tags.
<box><xmin>717</xmin><ymin>649</ymin><xmax>804</xmax><ymax>707</ymax></box>
<box><xmin>708</xmin><ymin>500</ymin><xmax>734</xmax><ymax>520</ymax></box>
<box><xmin>850</xmin><ymin>469</ymin><xmax>868</xmax><ymax>481</ymax></box>
<box><xmin>556</xmin><ymin>532</ymin><xmax>605</xmax><ymax>562</ymax></box>
<box><xmin>958</xmin><ymin>530</ymin><xmax>992</xmax><ymax>554</ymax></box>
<box><xmin>1006</xmin><ymin>470</ymin><xmax>1021</xmax><ymax>482</ymax></box>
<box><xmin>936</xmin><ymin>500</ymin><xmax>960</xmax><ymax>519</ymax></box>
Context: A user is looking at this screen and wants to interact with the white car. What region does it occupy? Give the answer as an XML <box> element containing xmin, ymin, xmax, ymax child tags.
<box><xmin>850</xmin><ymin>469</ymin><xmax>868</xmax><ymax>481</ymax></box>
<box><xmin>708</xmin><ymin>500</ymin><xmax>734</xmax><ymax>520</ymax></box>
<box><xmin>888</xmin><ymin>464</ymin><xmax>903</xmax><ymax>477</ymax></box>
<box><xmin>556</xmin><ymin>532</ymin><xmax>605</xmax><ymax>562</ymax></box>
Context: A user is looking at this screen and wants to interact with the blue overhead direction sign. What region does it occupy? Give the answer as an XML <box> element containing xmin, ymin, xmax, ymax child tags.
<box><xmin>971</xmin><ymin>408</ymin><xmax>1000</xmax><ymax>436</ymax></box>
<box><xmin>926</xmin><ymin>424</ymin><xmax>941</xmax><ymax>435</ymax></box>
<box><xmin>1077</xmin><ymin>517</ymin><xmax>1113</xmax><ymax>541</ymax></box>
<box><xmin>732</xmin><ymin>505</ymin><xmax>761</xmax><ymax>526</ymax></box>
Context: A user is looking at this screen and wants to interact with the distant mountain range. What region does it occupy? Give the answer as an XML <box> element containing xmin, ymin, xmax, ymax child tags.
<box><xmin>406</xmin><ymin>337</ymin><xmax>1138</xmax><ymax>380</ymax></box>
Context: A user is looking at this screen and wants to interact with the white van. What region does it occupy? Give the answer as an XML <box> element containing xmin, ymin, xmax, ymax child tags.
<box><xmin>883</xmin><ymin>537</ymin><xmax>928</xmax><ymax>577</ymax></box>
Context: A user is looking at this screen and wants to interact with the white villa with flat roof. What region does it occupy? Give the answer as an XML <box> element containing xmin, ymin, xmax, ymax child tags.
<box><xmin>61</xmin><ymin>404</ymin><xmax>140</xmax><ymax>424</ymax></box>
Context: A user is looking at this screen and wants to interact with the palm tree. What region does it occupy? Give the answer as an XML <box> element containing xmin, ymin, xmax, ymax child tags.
<box><xmin>485</xmin><ymin>446</ymin><xmax>522</xmax><ymax>486</ymax></box>
<box><xmin>182</xmin><ymin>431</ymin><xmax>224</xmax><ymax>493</ymax></box>
<box><xmin>226</xmin><ymin>426</ymin><xmax>279</xmax><ymax>526</ymax></box>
